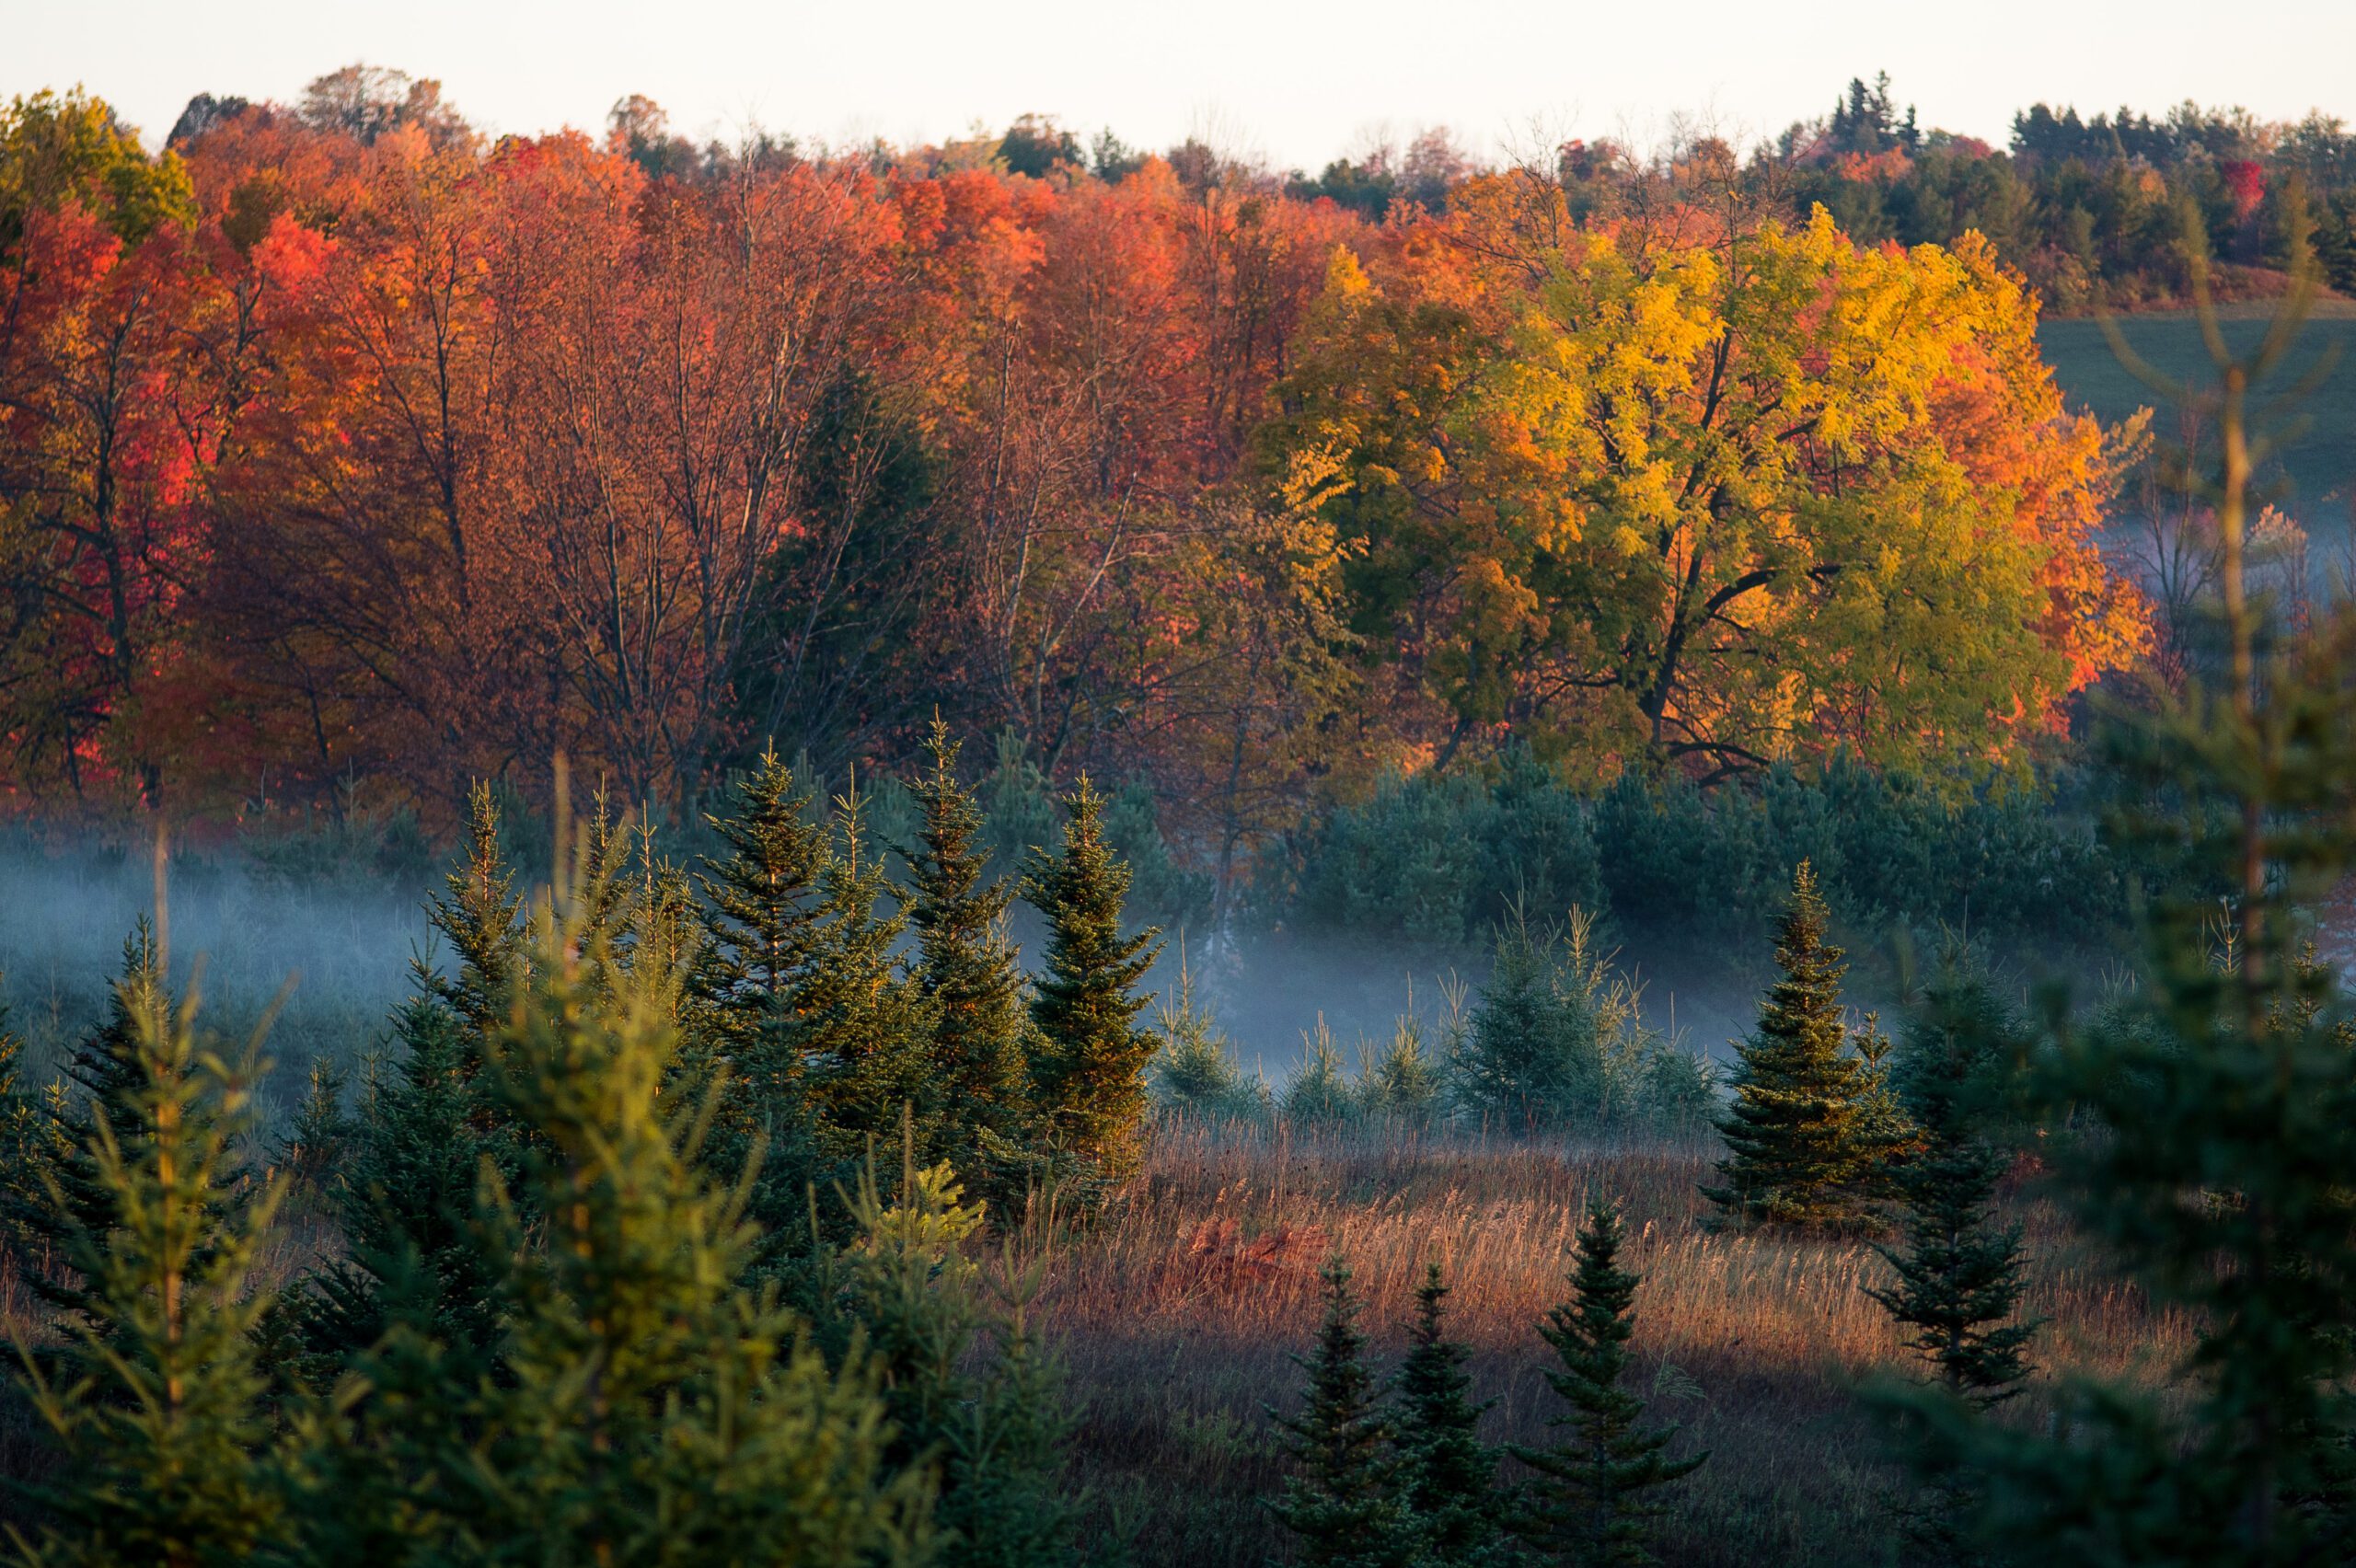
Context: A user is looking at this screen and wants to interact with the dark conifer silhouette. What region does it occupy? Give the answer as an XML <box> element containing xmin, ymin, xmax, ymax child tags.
<box><xmin>904</xmin><ymin>720</ymin><xmax>1034</xmax><ymax>1172</ymax></box>
<box><xmin>1702</xmin><ymin>863</ymin><xmax>1903</xmax><ymax>1228</ymax></box>
<box><xmin>1513</xmin><ymin>1201</ymin><xmax>1704</xmax><ymax>1567</ymax></box>
<box><xmin>1393</xmin><ymin>1262</ymin><xmax>1508</xmax><ymax>1565</ymax></box>
<box><xmin>1025</xmin><ymin>775</ymin><xmax>1162</xmax><ymax>1186</ymax></box>
<box><xmin>1268</xmin><ymin>1256</ymin><xmax>1415</xmax><ymax>1568</ymax></box>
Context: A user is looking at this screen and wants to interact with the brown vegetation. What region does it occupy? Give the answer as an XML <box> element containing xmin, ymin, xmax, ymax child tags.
<box><xmin>1040</xmin><ymin>1124</ymin><xmax>2189</xmax><ymax>1566</ymax></box>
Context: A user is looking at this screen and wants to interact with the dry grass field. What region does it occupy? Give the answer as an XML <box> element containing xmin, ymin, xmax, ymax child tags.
<box><xmin>1044</xmin><ymin>1122</ymin><xmax>2189</xmax><ymax>1568</ymax></box>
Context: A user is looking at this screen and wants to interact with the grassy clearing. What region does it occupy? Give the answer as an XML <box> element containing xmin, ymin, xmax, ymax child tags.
<box><xmin>2040</xmin><ymin>307</ymin><xmax>2356</xmax><ymax>520</ymax></box>
<box><xmin>1048</xmin><ymin>1123</ymin><xmax>2189</xmax><ymax>1567</ymax></box>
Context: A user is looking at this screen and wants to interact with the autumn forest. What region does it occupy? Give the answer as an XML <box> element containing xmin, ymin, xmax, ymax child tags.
<box><xmin>3</xmin><ymin>56</ymin><xmax>2356</xmax><ymax>1568</ymax></box>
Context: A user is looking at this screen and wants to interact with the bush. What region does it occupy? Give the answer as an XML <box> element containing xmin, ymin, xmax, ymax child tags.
<box><xmin>1450</xmin><ymin>907</ymin><xmax>1711</xmax><ymax>1132</ymax></box>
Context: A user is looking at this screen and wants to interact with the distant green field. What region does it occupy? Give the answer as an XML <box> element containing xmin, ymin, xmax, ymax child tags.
<box><xmin>2038</xmin><ymin>306</ymin><xmax>2356</xmax><ymax>525</ymax></box>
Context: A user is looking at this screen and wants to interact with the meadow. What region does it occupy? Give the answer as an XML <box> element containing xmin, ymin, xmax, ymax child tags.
<box><xmin>1046</xmin><ymin>1123</ymin><xmax>2185</xmax><ymax>1568</ymax></box>
<box><xmin>2041</xmin><ymin>301</ymin><xmax>2356</xmax><ymax>522</ymax></box>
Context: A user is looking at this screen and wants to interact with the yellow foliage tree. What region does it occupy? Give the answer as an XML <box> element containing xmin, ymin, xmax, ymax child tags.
<box><xmin>1268</xmin><ymin>189</ymin><xmax>2147</xmax><ymax>783</ymax></box>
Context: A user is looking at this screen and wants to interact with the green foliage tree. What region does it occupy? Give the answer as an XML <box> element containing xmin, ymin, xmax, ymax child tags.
<box><xmin>1456</xmin><ymin>905</ymin><xmax>1696</xmax><ymax>1130</ymax></box>
<box><xmin>695</xmin><ymin>745</ymin><xmax>835</xmax><ymax>1233</ymax></box>
<box><xmin>1511</xmin><ymin>1201</ymin><xmax>1704</xmax><ymax>1567</ymax></box>
<box><xmin>1702</xmin><ymin>864</ymin><xmax>1904</xmax><ymax>1228</ymax></box>
<box><xmin>1267</xmin><ymin>1257</ymin><xmax>1415</xmax><ymax>1568</ymax></box>
<box><xmin>1024</xmin><ymin>776</ymin><xmax>1162</xmax><ymax>1186</ymax></box>
<box><xmin>903</xmin><ymin>721</ymin><xmax>1034</xmax><ymax>1172</ymax></box>
<box><xmin>1869</xmin><ymin>976</ymin><xmax>2038</xmax><ymax>1408</ymax></box>
<box><xmin>1392</xmin><ymin>1263</ymin><xmax>1508</xmax><ymax>1566</ymax></box>
<box><xmin>826</xmin><ymin>1138</ymin><xmax>1077</xmax><ymax>1568</ymax></box>
<box><xmin>0</xmin><ymin>87</ymin><xmax>196</xmax><ymax>249</ymax></box>
<box><xmin>10</xmin><ymin>971</ymin><xmax>286</xmax><ymax>1567</ymax></box>
<box><xmin>1359</xmin><ymin>1010</ymin><xmax>1446</xmax><ymax>1124</ymax></box>
<box><xmin>1865</xmin><ymin>970</ymin><xmax>2041</xmax><ymax>1566</ymax></box>
<box><xmin>9</xmin><ymin>922</ymin><xmax>225</xmax><ymax>1326</ymax></box>
<box><xmin>1283</xmin><ymin>1018</ymin><xmax>1358</xmax><ymax>1128</ymax></box>
<box><xmin>292</xmin><ymin>997</ymin><xmax>503</xmax><ymax>1389</ymax></box>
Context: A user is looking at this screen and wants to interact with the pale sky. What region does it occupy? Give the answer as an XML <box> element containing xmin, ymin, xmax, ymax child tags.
<box><xmin>7</xmin><ymin>0</ymin><xmax>2355</xmax><ymax>170</ymax></box>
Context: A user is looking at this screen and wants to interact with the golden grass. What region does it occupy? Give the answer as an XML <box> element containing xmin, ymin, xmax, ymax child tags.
<box><xmin>1040</xmin><ymin>1122</ymin><xmax>2192</xmax><ymax>1567</ymax></box>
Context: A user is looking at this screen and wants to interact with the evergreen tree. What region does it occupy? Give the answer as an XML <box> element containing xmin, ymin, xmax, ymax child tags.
<box><xmin>1869</xmin><ymin>973</ymin><xmax>2039</xmax><ymax>1412</ymax></box>
<box><xmin>1511</xmin><ymin>1202</ymin><xmax>1703</xmax><ymax>1567</ymax></box>
<box><xmin>1865</xmin><ymin>973</ymin><xmax>2040</xmax><ymax>1567</ymax></box>
<box><xmin>12</xmin><ymin>973</ymin><xmax>287</xmax><ymax>1567</ymax></box>
<box><xmin>1701</xmin><ymin>864</ymin><xmax>1898</xmax><ymax>1228</ymax></box>
<box><xmin>289</xmin><ymin>856</ymin><xmax>933</xmax><ymax>1567</ymax></box>
<box><xmin>904</xmin><ymin>721</ymin><xmax>1034</xmax><ymax>1172</ymax></box>
<box><xmin>0</xmin><ymin>998</ymin><xmax>49</xmax><ymax>1262</ymax></box>
<box><xmin>292</xmin><ymin>996</ymin><xmax>503</xmax><ymax>1389</ymax></box>
<box><xmin>1267</xmin><ymin>1257</ymin><xmax>1415</xmax><ymax>1568</ymax></box>
<box><xmin>1361</xmin><ymin>1009</ymin><xmax>1446</xmax><ymax>1125</ymax></box>
<box><xmin>695</xmin><ymin>744</ymin><xmax>836</xmax><ymax>1240</ymax></box>
<box><xmin>1393</xmin><ymin>1263</ymin><xmax>1507</xmax><ymax>1566</ymax></box>
<box><xmin>277</xmin><ymin>1055</ymin><xmax>352</xmax><ymax>1203</ymax></box>
<box><xmin>1455</xmin><ymin>907</ymin><xmax>1583</xmax><ymax>1128</ymax></box>
<box><xmin>826</xmin><ymin>1135</ymin><xmax>1078</xmax><ymax>1568</ymax></box>
<box><xmin>1149</xmin><ymin>950</ymin><xmax>1264</xmax><ymax>1123</ymax></box>
<box><xmin>9</xmin><ymin>923</ymin><xmax>233</xmax><ymax>1326</ymax></box>
<box><xmin>1284</xmin><ymin>1017</ymin><xmax>1358</xmax><ymax>1128</ymax></box>
<box><xmin>796</xmin><ymin>785</ymin><xmax>940</xmax><ymax>1154</ymax></box>
<box><xmin>1024</xmin><ymin>776</ymin><xmax>1163</xmax><ymax>1187</ymax></box>
<box><xmin>426</xmin><ymin>780</ymin><xmax>525</xmax><ymax>1043</ymax></box>
<box><xmin>698</xmin><ymin>744</ymin><xmax>830</xmax><ymax>1072</ymax></box>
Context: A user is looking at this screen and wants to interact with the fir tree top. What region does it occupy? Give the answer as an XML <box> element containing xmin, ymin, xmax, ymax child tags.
<box><xmin>699</xmin><ymin>744</ymin><xmax>828</xmax><ymax>1013</ymax></box>
<box><xmin>1702</xmin><ymin>860</ymin><xmax>1893</xmax><ymax>1229</ymax></box>
<box><xmin>427</xmin><ymin>781</ymin><xmax>525</xmax><ymax>1042</ymax></box>
<box><xmin>1268</xmin><ymin>1255</ymin><xmax>1414</xmax><ymax>1568</ymax></box>
<box><xmin>904</xmin><ymin>720</ymin><xmax>1029</xmax><ymax>1135</ymax></box>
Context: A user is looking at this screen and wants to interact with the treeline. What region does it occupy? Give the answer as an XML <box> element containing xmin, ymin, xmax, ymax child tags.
<box><xmin>1745</xmin><ymin>74</ymin><xmax>2356</xmax><ymax>310</ymax></box>
<box><xmin>1</xmin><ymin>67</ymin><xmax>2156</xmax><ymax>877</ymax></box>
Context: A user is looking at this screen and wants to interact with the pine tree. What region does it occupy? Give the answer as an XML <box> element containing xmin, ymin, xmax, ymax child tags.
<box><xmin>698</xmin><ymin>744</ymin><xmax>830</xmax><ymax>1073</ymax></box>
<box><xmin>903</xmin><ymin>721</ymin><xmax>1034</xmax><ymax>1171</ymax></box>
<box><xmin>695</xmin><ymin>744</ymin><xmax>837</xmax><ymax>1242</ymax></box>
<box><xmin>1284</xmin><ymin>1017</ymin><xmax>1358</xmax><ymax>1128</ymax></box>
<box><xmin>1865</xmin><ymin>999</ymin><xmax>2039</xmax><ymax>1567</ymax></box>
<box><xmin>1361</xmin><ymin>1011</ymin><xmax>1446</xmax><ymax>1125</ymax></box>
<box><xmin>796</xmin><ymin>784</ymin><xmax>940</xmax><ymax>1154</ymax></box>
<box><xmin>1456</xmin><ymin>906</ymin><xmax>1581</xmax><ymax>1128</ymax></box>
<box><xmin>1868</xmin><ymin>975</ymin><xmax>2038</xmax><ymax>1412</ymax></box>
<box><xmin>1024</xmin><ymin>775</ymin><xmax>1162</xmax><ymax>1187</ymax></box>
<box><xmin>1267</xmin><ymin>1256</ymin><xmax>1415</xmax><ymax>1568</ymax></box>
<box><xmin>1392</xmin><ymin>1262</ymin><xmax>1507</xmax><ymax>1566</ymax></box>
<box><xmin>1700</xmin><ymin>863</ymin><xmax>1897</xmax><ymax>1229</ymax></box>
<box><xmin>426</xmin><ymin>780</ymin><xmax>525</xmax><ymax>1043</ymax></box>
<box><xmin>10</xmin><ymin>923</ymin><xmax>235</xmax><ymax>1326</ymax></box>
<box><xmin>1512</xmin><ymin>1202</ymin><xmax>1704</xmax><ymax>1567</ymax></box>
<box><xmin>293</xmin><ymin>996</ymin><xmax>504</xmax><ymax>1389</ymax></box>
<box><xmin>0</xmin><ymin>998</ymin><xmax>48</xmax><ymax>1262</ymax></box>
<box><xmin>289</xmin><ymin>851</ymin><xmax>933</xmax><ymax>1567</ymax></box>
<box><xmin>1151</xmin><ymin>951</ymin><xmax>1264</xmax><ymax>1124</ymax></box>
<box><xmin>826</xmin><ymin>1133</ymin><xmax>1078</xmax><ymax>1568</ymax></box>
<box><xmin>277</xmin><ymin>1055</ymin><xmax>352</xmax><ymax>1203</ymax></box>
<box><xmin>12</xmin><ymin>973</ymin><xmax>287</xmax><ymax>1567</ymax></box>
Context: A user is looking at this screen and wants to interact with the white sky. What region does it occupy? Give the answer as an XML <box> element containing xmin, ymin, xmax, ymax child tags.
<box><xmin>7</xmin><ymin>0</ymin><xmax>2356</xmax><ymax>169</ymax></box>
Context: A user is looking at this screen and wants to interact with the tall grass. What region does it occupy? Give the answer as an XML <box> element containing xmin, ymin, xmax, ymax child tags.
<box><xmin>1043</xmin><ymin>1121</ymin><xmax>2190</xmax><ymax>1567</ymax></box>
